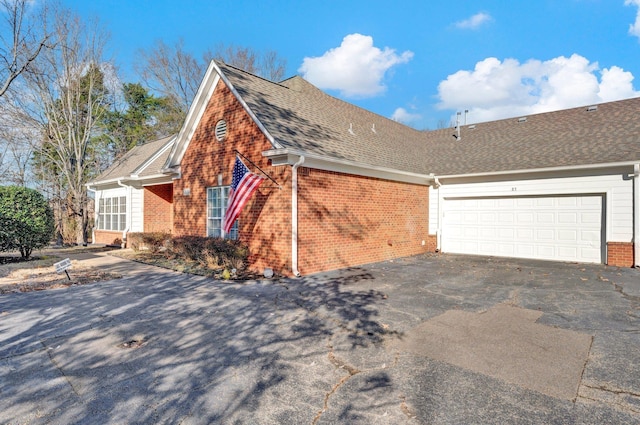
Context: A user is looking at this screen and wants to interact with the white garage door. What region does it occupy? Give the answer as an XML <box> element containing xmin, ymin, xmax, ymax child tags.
<box><xmin>442</xmin><ymin>195</ymin><xmax>603</xmax><ymax>263</ymax></box>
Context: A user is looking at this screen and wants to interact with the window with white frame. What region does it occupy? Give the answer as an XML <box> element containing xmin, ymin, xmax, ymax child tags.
<box><xmin>97</xmin><ymin>196</ymin><xmax>127</xmax><ymax>231</ymax></box>
<box><xmin>207</xmin><ymin>186</ymin><xmax>238</xmax><ymax>239</ymax></box>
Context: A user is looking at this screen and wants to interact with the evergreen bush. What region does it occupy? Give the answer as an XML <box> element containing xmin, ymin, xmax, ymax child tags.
<box><xmin>0</xmin><ymin>186</ymin><xmax>55</xmax><ymax>259</ymax></box>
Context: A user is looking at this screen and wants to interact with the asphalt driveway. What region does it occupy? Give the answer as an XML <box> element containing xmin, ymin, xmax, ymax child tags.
<box><xmin>1</xmin><ymin>252</ymin><xmax>639</xmax><ymax>424</ymax></box>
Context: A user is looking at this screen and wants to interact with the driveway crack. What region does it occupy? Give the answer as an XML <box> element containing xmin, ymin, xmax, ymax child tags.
<box><xmin>578</xmin><ymin>381</ymin><xmax>640</xmax><ymax>414</ymax></box>
<box><xmin>43</xmin><ymin>341</ymin><xmax>80</xmax><ymax>397</ymax></box>
<box><xmin>399</xmin><ymin>394</ymin><xmax>417</xmax><ymax>420</ymax></box>
<box><xmin>311</xmin><ymin>345</ymin><xmax>361</xmax><ymax>425</ymax></box>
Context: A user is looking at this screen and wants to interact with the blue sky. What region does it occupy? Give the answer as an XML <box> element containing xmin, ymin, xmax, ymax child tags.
<box><xmin>65</xmin><ymin>0</ymin><xmax>640</xmax><ymax>129</ymax></box>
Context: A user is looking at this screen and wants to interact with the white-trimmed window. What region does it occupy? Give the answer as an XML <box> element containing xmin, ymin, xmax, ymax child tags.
<box><xmin>98</xmin><ymin>196</ymin><xmax>126</xmax><ymax>231</ymax></box>
<box><xmin>207</xmin><ymin>187</ymin><xmax>238</xmax><ymax>239</ymax></box>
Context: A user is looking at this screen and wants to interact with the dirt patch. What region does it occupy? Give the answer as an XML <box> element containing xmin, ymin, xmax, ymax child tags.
<box><xmin>0</xmin><ymin>258</ymin><xmax>121</xmax><ymax>294</ymax></box>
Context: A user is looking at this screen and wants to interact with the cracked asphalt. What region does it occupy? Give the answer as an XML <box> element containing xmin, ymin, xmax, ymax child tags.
<box><xmin>1</xmin><ymin>251</ymin><xmax>639</xmax><ymax>424</ymax></box>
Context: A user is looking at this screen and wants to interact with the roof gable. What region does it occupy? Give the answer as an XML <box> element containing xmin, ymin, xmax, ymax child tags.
<box><xmin>90</xmin><ymin>135</ymin><xmax>175</xmax><ymax>186</ymax></box>
<box><xmin>163</xmin><ymin>61</ymin><xmax>434</xmax><ymax>177</ymax></box>
<box><xmin>164</xmin><ymin>61</ymin><xmax>280</xmax><ymax>171</ymax></box>
<box><xmin>132</xmin><ymin>136</ymin><xmax>176</xmax><ymax>177</ymax></box>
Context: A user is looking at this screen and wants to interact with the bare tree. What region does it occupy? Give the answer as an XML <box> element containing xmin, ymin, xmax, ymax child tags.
<box><xmin>135</xmin><ymin>41</ymin><xmax>288</xmax><ymax>116</ymax></box>
<box><xmin>208</xmin><ymin>43</ymin><xmax>258</xmax><ymax>75</ymax></box>
<box><xmin>0</xmin><ymin>124</ymin><xmax>33</xmax><ymax>185</ymax></box>
<box><xmin>208</xmin><ymin>44</ymin><xmax>286</xmax><ymax>82</ymax></box>
<box><xmin>135</xmin><ymin>39</ymin><xmax>205</xmax><ymax>114</ymax></box>
<box><xmin>19</xmin><ymin>6</ymin><xmax>111</xmax><ymax>245</ymax></box>
<box><xmin>260</xmin><ymin>49</ymin><xmax>287</xmax><ymax>82</ymax></box>
<box><xmin>0</xmin><ymin>0</ymin><xmax>52</xmax><ymax>97</ymax></box>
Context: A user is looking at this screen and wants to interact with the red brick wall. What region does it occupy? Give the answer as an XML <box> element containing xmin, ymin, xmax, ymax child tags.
<box><xmin>297</xmin><ymin>169</ymin><xmax>430</xmax><ymax>275</ymax></box>
<box><xmin>172</xmin><ymin>79</ymin><xmax>291</xmax><ymax>275</ymax></box>
<box><xmin>144</xmin><ymin>184</ymin><xmax>173</xmax><ymax>233</ymax></box>
<box><xmin>172</xmin><ymin>76</ymin><xmax>435</xmax><ymax>276</ymax></box>
<box><xmin>607</xmin><ymin>242</ymin><xmax>634</xmax><ymax>267</ymax></box>
<box><xmin>425</xmin><ymin>234</ymin><xmax>438</xmax><ymax>252</ymax></box>
<box><xmin>93</xmin><ymin>230</ymin><xmax>123</xmax><ymax>246</ymax></box>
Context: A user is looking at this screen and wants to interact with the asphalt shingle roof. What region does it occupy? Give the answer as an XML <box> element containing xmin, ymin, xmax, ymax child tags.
<box><xmin>92</xmin><ymin>135</ymin><xmax>175</xmax><ymax>183</ymax></box>
<box><xmin>420</xmin><ymin>98</ymin><xmax>640</xmax><ymax>175</ymax></box>
<box><xmin>218</xmin><ymin>62</ymin><xmax>433</xmax><ymax>174</ymax></box>
<box><xmin>100</xmin><ymin>63</ymin><xmax>640</xmax><ymax>182</ymax></box>
<box><xmin>219</xmin><ymin>61</ymin><xmax>640</xmax><ymax>177</ymax></box>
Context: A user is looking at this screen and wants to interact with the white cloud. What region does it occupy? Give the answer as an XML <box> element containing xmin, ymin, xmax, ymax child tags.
<box><xmin>454</xmin><ymin>12</ymin><xmax>492</xmax><ymax>29</ymax></box>
<box><xmin>299</xmin><ymin>33</ymin><xmax>413</xmax><ymax>98</ymax></box>
<box><xmin>391</xmin><ymin>107</ymin><xmax>421</xmax><ymax>124</ymax></box>
<box><xmin>599</xmin><ymin>66</ymin><xmax>638</xmax><ymax>100</ymax></box>
<box><xmin>437</xmin><ymin>54</ymin><xmax>640</xmax><ymax>123</ymax></box>
<box><xmin>626</xmin><ymin>0</ymin><xmax>640</xmax><ymax>39</ymax></box>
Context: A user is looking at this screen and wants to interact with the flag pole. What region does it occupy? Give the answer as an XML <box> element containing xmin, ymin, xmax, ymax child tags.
<box><xmin>234</xmin><ymin>150</ymin><xmax>282</xmax><ymax>189</ymax></box>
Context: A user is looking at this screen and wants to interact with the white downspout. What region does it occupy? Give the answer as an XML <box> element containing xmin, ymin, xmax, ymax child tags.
<box><xmin>291</xmin><ymin>156</ymin><xmax>305</xmax><ymax>277</ymax></box>
<box><xmin>86</xmin><ymin>185</ymin><xmax>97</xmax><ymax>245</ymax></box>
<box><xmin>117</xmin><ymin>180</ymin><xmax>131</xmax><ymax>248</ymax></box>
<box><xmin>634</xmin><ymin>164</ymin><xmax>640</xmax><ymax>267</ymax></box>
<box><xmin>433</xmin><ymin>176</ymin><xmax>443</xmax><ymax>251</ymax></box>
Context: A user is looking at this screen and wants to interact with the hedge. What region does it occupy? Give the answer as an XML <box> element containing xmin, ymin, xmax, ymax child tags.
<box><xmin>0</xmin><ymin>186</ymin><xmax>54</xmax><ymax>259</ymax></box>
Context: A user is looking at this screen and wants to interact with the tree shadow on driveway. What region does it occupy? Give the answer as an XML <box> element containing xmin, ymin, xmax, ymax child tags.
<box><xmin>0</xmin><ymin>266</ymin><xmax>400</xmax><ymax>424</ymax></box>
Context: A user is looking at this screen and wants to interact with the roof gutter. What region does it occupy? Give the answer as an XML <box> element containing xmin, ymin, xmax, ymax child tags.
<box><xmin>87</xmin><ymin>172</ymin><xmax>176</xmax><ymax>189</ymax></box>
<box><xmin>87</xmin><ymin>176</ymin><xmax>134</xmax><ymax>187</ymax></box>
<box><xmin>263</xmin><ymin>149</ymin><xmax>434</xmax><ymax>186</ymax></box>
<box><xmin>436</xmin><ymin>160</ymin><xmax>640</xmax><ymax>180</ymax></box>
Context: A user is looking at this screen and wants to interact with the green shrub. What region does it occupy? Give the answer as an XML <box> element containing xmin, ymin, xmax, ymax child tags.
<box><xmin>0</xmin><ymin>186</ymin><xmax>55</xmax><ymax>259</ymax></box>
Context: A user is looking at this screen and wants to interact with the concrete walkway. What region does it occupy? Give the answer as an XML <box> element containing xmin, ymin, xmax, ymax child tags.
<box><xmin>1</xmin><ymin>251</ymin><xmax>639</xmax><ymax>424</ymax></box>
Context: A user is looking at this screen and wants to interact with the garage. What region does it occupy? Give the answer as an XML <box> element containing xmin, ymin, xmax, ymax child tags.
<box><xmin>441</xmin><ymin>195</ymin><xmax>604</xmax><ymax>263</ymax></box>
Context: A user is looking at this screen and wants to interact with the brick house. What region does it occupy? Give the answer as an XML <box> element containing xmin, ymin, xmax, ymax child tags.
<box><xmin>89</xmin><ymin>135</ymin><xmax>175</xmax><ymax>245</ymax></box>
<box><xmin>88</xmin><ymin>61</ymin><xmax>640</xmax><ymax>275</ymax></box>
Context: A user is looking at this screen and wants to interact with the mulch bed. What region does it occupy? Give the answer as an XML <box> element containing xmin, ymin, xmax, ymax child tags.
<box><xmin>111</xmin><ymin>250</ymin><xmax>267</xmax><ymax>281</ymax></box>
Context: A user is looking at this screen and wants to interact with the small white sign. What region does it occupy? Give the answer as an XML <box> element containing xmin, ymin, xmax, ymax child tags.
<box><xmin>54</xmin><ymin>258</ymin><xmax>72</xmax><ymax>274</ymax></box>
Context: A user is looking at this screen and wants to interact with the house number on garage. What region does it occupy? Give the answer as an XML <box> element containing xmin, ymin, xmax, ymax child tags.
<box><xmin>512</xmin><ymin>187</ymin><xmax>517</xmax><ymax>191</ymax></box>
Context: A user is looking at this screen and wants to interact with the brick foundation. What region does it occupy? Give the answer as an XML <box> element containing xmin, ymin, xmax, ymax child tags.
<box><xmin>425</xmin><ymin>234</ymin><xmax>438</xmax><ymax>252</ymax></box>
<box><xmin>607</xmin><ymin>242</ymin><xmax>634</xmax><ymax>267</ymax></box>
<box><xmin>93</xmin><ymin>230</ymin><xmax>124</xmax><ymax>246</ymax></box>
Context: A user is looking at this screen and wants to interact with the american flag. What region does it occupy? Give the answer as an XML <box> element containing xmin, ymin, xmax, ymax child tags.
<box><xmin>222</xmin><ymin>156</ymin><xmax>265</xmax><ymax>233</ymax></box>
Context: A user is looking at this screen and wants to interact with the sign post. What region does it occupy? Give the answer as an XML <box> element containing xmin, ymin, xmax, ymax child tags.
<box><xmin>54</xmin><ymin>258</ymin><xmax>72</xmax><ymax>280</ymax></box>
